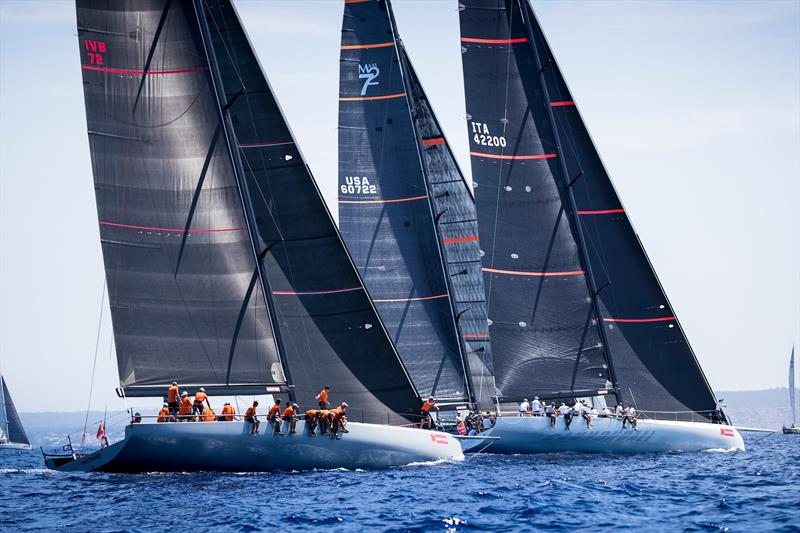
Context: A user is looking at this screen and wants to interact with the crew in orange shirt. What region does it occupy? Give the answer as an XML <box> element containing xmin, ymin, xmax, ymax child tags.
<box><xmin>318</xmin><ymin>409</ymin><xmax>331</xmax><ymax>435</ymax></box>
<box><xmin>281</xmin><ymin>402</ymin><xmax>299</xmax><ymax>435</ymax></box>
<box><xmin>220</xmin><ymin>402</ymin><xmax>236</xmax><ymax>422</ymax></box>
<box><xmin>316</xmin><ymin>385</ymin><xmax>331</xmax><ymax>409</ymax></box>
<box><xmin>192</xmin><ymin>388</ymin><xmax>210</xmax><ymax>417</ymax></box>
<box><xmin>179</xmin><ymin>391</ymin><xmax>193</xmax><ymax>421</ymax></box>
<box><xmin>420</xmin><ymin>397</ymin><xmax>438</xmax><ymax>430</ymax></box>
<box><xmin>268</xmin><ymin>398</ymin><xmax>282</xmax><ymax>434</ymax></box>
<box><xmin>202</xmin><ymin>406</ymin><xmax>216</xmax><ymax>422</ymax></box>
<box><xmin>329</xmin><ymin>402</ymin><xmax>349</xmax><ymax>439</ymax></box>
<box><xmin>157</xmin><ymin>403</ymin><xmax>172</xmax><ymax>423</ymax></box>
<box><xmin>166</xmin><ymin>381</ymin><xmax>180</xmax><ymax>417</ymax></box>
<box><xmin>305</xmin><ymin>409</ymin><xmax>320</xmax><ymax>436</ymax></box>
<box><xmin>244</xmin><ymin>401</ymin><xmax>260</xmax><ymax>434</ymax></box>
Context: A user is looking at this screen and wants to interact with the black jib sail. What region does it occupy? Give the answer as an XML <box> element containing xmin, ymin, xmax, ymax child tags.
<box><xmin>76</xmin><ymin>0</ymin><xmax>420</xmax><ymax>422</ymax></box>
<box><xmin>1</xmin><ymin>376</ymin><xmax>30</xmax><ymax>446</ymax></box>
<box><xmin>338</xmin><ymin>0</ymin><xmax>494</xmax><ymax>406</ymax></box>
<box><xmin>459</xmin><ymin>0</ymin><xmax>718</xmax><ymax>419</ymax></box>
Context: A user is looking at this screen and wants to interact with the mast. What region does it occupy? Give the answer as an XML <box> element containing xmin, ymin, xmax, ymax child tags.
<box><xmin>385</xmin><ymin>7</ymin><xmax>476</xmax><ymax>406</ymax></box>
<box><xmin>517</xmin><ymin>1</ymin><xmax>620</xmax><ymax>403</ymax></box>
<box><xmin>190</xmin><ymin>0</ymin><xmax>293</xmax><ymax>399</ymax></box>
<box><xmin>791</xmin><ymin>345</ymin><xmax>796</xmax><ymax>425</ymax></box>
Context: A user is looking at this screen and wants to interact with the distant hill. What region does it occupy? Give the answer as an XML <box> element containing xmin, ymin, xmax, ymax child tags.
<box><xmin>715</xmin><ymin>388</ymin><xmax>797</xmax><ymax>429</ymax></box>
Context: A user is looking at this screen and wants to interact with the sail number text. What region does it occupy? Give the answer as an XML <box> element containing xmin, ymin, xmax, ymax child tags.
<box><xmin>341</xmin><ymin>176</ymin><xmax>377</xmax><ymax>195</ymax></box>
<box><xmin>470</xmin><ymin>121</ymin><xmax>506</xmax><ymax>147</ymax></box>
<box><xmin>84</xmin><ymin>39</ymin><xmax>106</xmax><ymax>65</ymax></box>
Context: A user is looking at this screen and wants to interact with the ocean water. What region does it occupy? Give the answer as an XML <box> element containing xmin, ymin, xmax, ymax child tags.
<box><xmin>1</xmin><ymin>430</ymin><xmax>798</xmax><ymax>532</ymax></box>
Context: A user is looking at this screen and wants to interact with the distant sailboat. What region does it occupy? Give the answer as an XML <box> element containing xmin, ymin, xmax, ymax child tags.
<box><xmin>784</xmin><ymin>346</ymin><xmax>799</xmax><ymax>434</ymax></box>
<box><xmin>457</xmin><ymin>0</ymin><xmax>743</xmax><ymax>452</ymax></box>
<box><xmin>43</xmin><ymin>0</ymin><xmax>462</xmax><ymax>472</ymax></box>
<box><xmin>0</xmin><ymin>375</ymin><xmax>31</xmax><ymax>450</ymax></box>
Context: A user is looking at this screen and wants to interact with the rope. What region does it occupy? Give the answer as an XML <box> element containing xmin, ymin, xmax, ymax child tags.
<box><xmin>81</xmin><ymin>281</ymin><xmax>106</xmax><ymax>450</ymax></box>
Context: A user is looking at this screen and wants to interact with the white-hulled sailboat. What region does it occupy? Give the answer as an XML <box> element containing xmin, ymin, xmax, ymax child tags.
<box><xmin>783</xmin><ymin>346</ymin><xmax>798</xmax><ymax>435</ymax></box>
<box><xmin>43</xmin><ymin>0</ymin><xmax>462</xmax><ymax>472</ymax></box>
<box><xmin>457</xmin><ymin>0</ymin><xmax>743</xmax><ymax>452</ymax></box>
<box><xmin>0</xmin><ymin>375</ymin><xmax>31</xmax><ymax>450</ymax></box>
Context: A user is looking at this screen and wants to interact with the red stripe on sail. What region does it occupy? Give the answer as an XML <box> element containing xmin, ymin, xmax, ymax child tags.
<box><xmin>443</xmin><ymin>235</ymin><xmax>478</xmax><ymax>244</ymax></box>
<box><xmin>338</xmin><ymin>195</ymin><xmax>428</xmax><ymax>204</ymax></box>
<box><xmin>470</xmin><ymin>152</ymin><xmax>557</xmax><ymax>160</ymax></box>
<box><xmin>82</xmin><ymin>65</ymin><xmax>208</xmax><ymax>75</ymax></box>
<box><xmin>341</xmin><ymin>42</ymin><xmax>395</xmax><ymax>50</ymax></box>
<box><xmin>422</xmin><ymin>137</ymin><xmax>445</xmax><ymax>146</ymax></box>
<box><xmin>99</xmin><ymin>221</ymin><xmax>244</xmax><ymax>233</ymax></box>
<box><xmin>338</xmin><ymin>92</ymin><xmax>406</xmax><ymax>102</ymax></box>
<box><xmin>483</xmin><ymin>267</ymin><xmax>585</xmax><ymax>277</ymax></box>
<box><xmin>577</xmin><ymin>209</ymin><xmax>625</xmax><ymax>215</ymax></box>
<box><xmin>464</xmin><ymin>333</ymin><xmax>490</xmax><ymax>339</ymax></box>
<box><xmin>272</xmin><ymin>287</ymin><xmax>363</xmax><ymax>296</ymax></box>
<box><xmin>550</xmin><ymin>101</ymin><xmax>576</xmax><ymax>107</ymax></box>
<box><xmin>460</xmin><ymin>37</ymin><xmax>528</xmax><ymax>44</ymax></box>
<box><xmin>373</xmin><ymin>293</ymin><xmax>449</xmax><ymax>303</ymax></box>
<box><xmin>602</xmin><ymin>317</ymin><xmax>676</xmax><ymax>323</ymax></box>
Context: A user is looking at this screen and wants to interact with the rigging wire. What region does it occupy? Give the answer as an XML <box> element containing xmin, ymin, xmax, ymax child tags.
<box><xmin>81</xmin><ymin>280</ymin><xmax>106</xmax><ymax>449</ymax></box>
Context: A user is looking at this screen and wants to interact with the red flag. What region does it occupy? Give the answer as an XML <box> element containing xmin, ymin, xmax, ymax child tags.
<box><xmin>96</xmin><ymin>422</ymin><xmax>106</xmax><ymax>441</ymax></box>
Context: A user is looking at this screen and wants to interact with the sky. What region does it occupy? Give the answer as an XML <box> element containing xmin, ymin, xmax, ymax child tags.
<box><xmin>0</xmin><ymin>0</ymin><xmax>798</xmax><ymax>413</ymax></box>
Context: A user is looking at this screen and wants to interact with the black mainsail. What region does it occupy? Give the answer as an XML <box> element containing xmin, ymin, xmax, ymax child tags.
<box><xmin>0</xmin><ymin>376</ymin><xmax>30</xmax><ymax>447</ymax></box>
<box><xmin>76</xmin><ymin>0</ymin><xmax>420</xmax><ymax>422</ymax></box>
<box><xmin>459</xmin><ymin>0</ymin><xmax>718</xmax><ymax>419</ymax></box>
<box><xmin>338</xmin><ymin>0</ymin><xmax>494</xmax><ymax>406</ymax></box>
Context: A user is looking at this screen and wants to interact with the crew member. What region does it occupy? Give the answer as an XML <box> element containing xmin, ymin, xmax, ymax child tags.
<box><xmin>179</xmin><ymin>391</ymin><xmax>193</xmax><ymax>421</ymax></box>
<box><xmin>316</xmin><ymin>385</ymin><xmax>331</xmax><ymax>409</ymax></box>
<box><xmin>559</xmin><ymin>402</ymin><xmax>573</xmax><ymax>430</ymax></box>
<box><xmin>530</xmin><ymin>396</ymin><xmax>542</xmax><ymax>416</ymax></box>
<box><xmin>625</xmin><ymin>405</ymin><xmax>638</xmax><ymax>431</ymax></box>
<box><xmin>221</xmin><ymin>402</ymin><xmax>236</xmax><ymax>422</ymax></box>
<box><xmin>281</xmin><ymin>402</ymin><xmax>299</xmax><ymax>435</ymax></box>
<box><xmin>518</xmin><ymin>399</ymin><xmax>530</xmax><ymax>417</ymax></box>
<box><xmin>166</xmin><ymin>381</ymin><xmax>180</xmax><ymax>417</ymax></box>
<box><xmin>157</xmin><ymin>403</ymin><xmax>172</xmax><ymax>423</ymax></box>
<box><xmin>546</xmin><ymin>402</ymin><xmax>557</xmax><ymax>428</ymax></box>
<box><xmin>202</xmin><ymin>406</ymin><xmax>216</xmax><ymax>422</ymax></box>
<box><xmin>420</xmin><ymin>397</ymin><xmax>438</xmax><ymax>430</ymax></box>
<box><xmin>244</xmin><ymin>401</ymin><xmax>260</xmax><ymax>434</ymax></box>
<box><xmin>193</xmin><ymin>387</ymin><xmax>210</xmax><ymax>416</ymax></box>
<box><xmin>580</xmin><ymin>400</ymin><xmax>593</xmax><ymax>428</ymax></box>
<box><xmin>305</xmin><ymin>409</ymin><xmax>320</xmax><ymax>437</ymax></box>
<box><xmin>713</xmin><ymin>399</ymin><xmax>726</xmax><ymax>424</ymax></box>
<box><xmin>330</xmin><ymin>403</ymin><xmax>348</xmax><ymax>438</ymax></box>
<box><xmin>615</xmin><ymin>404</ymin><xmax>624</xmax><ymax>420</ymax></box>
<box><xmin>318</xmin><ymin>408</ymin><xmax>331</xmax><ymax>435</ymax></box>
<box><xmin>267</xmin><ymin>398</ymin><xmax>282</xmax><ymax>434</ymax></box>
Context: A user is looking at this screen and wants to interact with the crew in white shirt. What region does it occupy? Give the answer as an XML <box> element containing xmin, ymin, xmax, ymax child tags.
<box><xmin>530</xmin><ymin>396</ymin><xmax>542</xmax><ymax>416</ymax></box>
<box><xmin>518</xmin><ymin>399</ymin><xmax>530</xmax><ymax>417</ymax></box>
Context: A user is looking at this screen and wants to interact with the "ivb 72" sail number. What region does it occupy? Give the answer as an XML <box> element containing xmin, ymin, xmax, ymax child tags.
<box><xmin>470</xmin><ymin>121</ymin><xmax>506</xmax><ymax>147</ymax></box>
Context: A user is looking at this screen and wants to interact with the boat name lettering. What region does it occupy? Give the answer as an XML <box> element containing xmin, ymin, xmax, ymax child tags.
<box><xmin>84</xmin><ymin>39</ymin><xmax>106</xmax><ymax>65</ymax></box>
<box><xmin>80</xmin><ymin>451</ymin><xmax>102</xmax><ymax>465</ymax></box>
<box><xmin>358</xmin><ymin>63</ymin><xmax>380</xmax><ymax>95</ymax></box>
<box><xmin>341</xmin><ymin>176</ymin><xmax>377</xmax><ymax>195</ymax></box>
<box><xmin>470</xmin><ymin>121</ymin><xmax>506</xmax><ymax>148</ymax></box>
<box><xmin>430</xmin><ymin>433</ymin><xmax>449</xmax><ymax>445</ymax></box>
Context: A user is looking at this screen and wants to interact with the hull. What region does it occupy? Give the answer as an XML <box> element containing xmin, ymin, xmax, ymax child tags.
<box><xmin>0</xmin><ymin>442</ymin><xmax>31</xmax><ymax>451</ymax></box>
<box><xmin>43</xmin><ymin>420</ymin><xmax>462</xmax><ymax>472</ymax></box>
<box><xmin>782</xmin><ymin>426</ymin><xmax>800</xmax><ymax>435</ymax></box>
<box><xmin>461</xmin><ymin>416</ymin><xmax>745</xmax><ymax>454</ymax></box>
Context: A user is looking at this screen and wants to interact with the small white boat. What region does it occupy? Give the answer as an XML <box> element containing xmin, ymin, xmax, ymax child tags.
<box><xmin>0</xmin><ymin>375</ymin><xmax>31</xmax><ymax>451</ymax></box>
<box><xmin>461</xmin><ymin>415</ymin><xmax>744</xmax><ymax>454</ymax></box>
<box><xmin>783</xmin><ymin>345</ymin><xmax>799</xmax><ymax>435</ymax></box>
<box><xmin>44</xmin><ymin>420</ymin><xmax>462</xmax><ymax>472</ymax></box>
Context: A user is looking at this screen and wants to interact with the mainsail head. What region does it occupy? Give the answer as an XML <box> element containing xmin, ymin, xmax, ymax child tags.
<box><xmin>76</xmin><ymin>0</ymin><xmax>421</xmax><ymax>422</ymax></box>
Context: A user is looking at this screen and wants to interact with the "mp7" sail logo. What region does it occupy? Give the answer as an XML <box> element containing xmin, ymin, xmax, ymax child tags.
<box><xmin>358</xmin><ymin>63</ymin><xmax>380</xmax><ymax>95</ymax></box>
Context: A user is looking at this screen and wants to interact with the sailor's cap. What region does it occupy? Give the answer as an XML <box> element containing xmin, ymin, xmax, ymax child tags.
<box><xmin>181</xmin><ymin>391</ymin><xmax>189</xmax><ymax>396</ymax></box>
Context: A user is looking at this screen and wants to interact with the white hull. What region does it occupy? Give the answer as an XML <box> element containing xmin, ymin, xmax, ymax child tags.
<box><xmin>461</xmin><ymin>415</ymin><xmax>745</xmax><ymax>453</ymax></box>
<box><xmin>0</xmin><ymin>442</ymin><xmax>31</xmax><ymax>451</ymax></box>
<box><xmin>44</xmin><ymin>420</ymin><xmax>463</xmax><ymax>472</ymax></box>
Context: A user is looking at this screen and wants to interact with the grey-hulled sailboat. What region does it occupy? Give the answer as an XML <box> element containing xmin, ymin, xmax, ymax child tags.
<box><xmin>43</xmin><ymin>0</ymin><xmax>461</xmax><ymax>472</ymax></box>
<box><xmin>457</xmin><ymin>0</ymin><xmax>743</xmax><ymax>452</ymax></box>
<box><xmin>0</xmin><ymin>375</ymin><xmax>31</xmax><ymax>450</ymax></box>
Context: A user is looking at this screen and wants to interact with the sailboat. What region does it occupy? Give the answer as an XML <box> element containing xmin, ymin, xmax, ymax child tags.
<box><xmin>338</xmin><ymin>0</ymin><xmax>496</xmax><ymax>409</ymax></box>
<box><xmin>0</xmin><ymin>375</ymin><xmax>31</xmax><ymax>450</ymax></box>
<box><xmin>783</xmin><ymin>346</ymin><xmax>798</xmax><ymax>434</ymax></box>
<box><xmin>43</xmin><ymin>0</ymin><xmax>462</xmax><ymax>472</ymax></box>
<box><xmin>456</xmin><ymin>0</ymin><xmax>743</xmax><ymax>452</ymax></box>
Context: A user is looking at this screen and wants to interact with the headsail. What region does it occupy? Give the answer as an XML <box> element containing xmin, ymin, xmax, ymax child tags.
<box><xmin>1</xmin><ymin>376</ymin><xmax>30</xmax><ymax>446</ymax></box>
<box><xmin>76</xmin><ymin>0</ymin><xmax>421</xmax><ymax>422</ymax></box>
<box><xmin>458</xmin><ymin>0</ymin><xmax>611</xmax><ymax>402</ymax></box>
<box><xmin>459</xmin><ymin>0</ymin><xmax>719</xmax><ymax>419</ymax></box>
<box><xmin>338</xmin><ymin>0</ymin><xmax>493</xmax><ymax>405</ymax></box>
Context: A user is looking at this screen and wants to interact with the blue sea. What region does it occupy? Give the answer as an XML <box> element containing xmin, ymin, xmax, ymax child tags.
<box><xmin>1</xmin><ymin>425</ymin><xmax>798</xmax><ymax>532</ymax></box>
